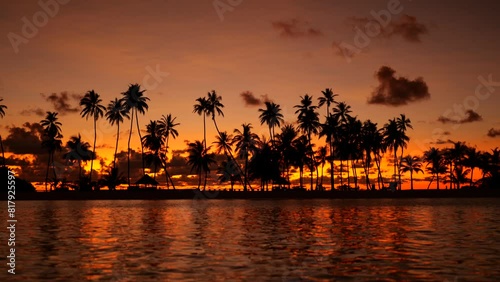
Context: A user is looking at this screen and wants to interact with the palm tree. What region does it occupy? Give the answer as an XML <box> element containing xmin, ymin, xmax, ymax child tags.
<box><xmin>318</xmin><ymin>88</ymin><xmax>338</xmax><ymax>119</ymax></box>
<box><xmin>319</xmin><ymin>114</ymin><xmax>339</xmax><ymax>190</ymax></box>
<box><xmin>106</xmin><ymin>98</ymin><xmax>129</xmax><ymax>169</ymax></box>
<box><xmin>276</xmin><ymin>124</ymin><xmax>298</xmax><ymax>188</ymax></box>
<box><xmin>294</xmin><ymin>94</ymin><xmax>320</xmax><ymax>190</ymax></box>
<box><xmin>400</xmin><ymin>155</ymin><xmax>423</xmax><ymax>190</ymax></box>
<box><xmin>158</xmin><ymin>114</ymin><xmax>180</xmax><ymax>189</ymax></box>
<box><xmin>217</xmin><ymin>157</ymin><xmax>241</xmax><ymax>191</ymax></box>
<box><xmin>142</xmin><ymin>120</ymin><xmax>163</xmax><ymax>180</ymax></box>
<box><xmin>186</xmin><ymin>140</ymin><xmax>216</xmax><ymax>190</ymax></box>
<box><xmin>121</xmin><ymin>84</ymin><xmax>149</xmax><ymax>185</ymax></box>
<box><xmin>80</xmin><ymin>90</ymin><xmax>105</xmax><ymax>182</ymax></box>
<box><xmin>63</xmin><ymin>134</ymin><xmax>92</xmax><ymax>181</ymax></box>
<box><xmin>445</xmin><ymin>141</ymin><xmax>468</xmax><ymax>189</ymax></box>
<box><xmin>464</xmin><ymin>146</ymin><xmax>481</xmax><ymax>188</ymax></box>
<box><xmin>0</xmin><ymin>98</ymin><xmax>6</xmax><ymax>167</ymax></box>
<box><xmin>318</xmin><ymin>88</ymin><xmax>338</xmax><ymax>190</ymax></box>
<box><xmin>41</xmin><ymin>112</ymin><xmax>63</xmax><ymax>191</ymax></box>
<box><xmin>332</xmin><ymin>101</ymin><xmax>352</xmax><ymax>124</ymax></box>
<box><xmin>315</xmin><ymin>146</ymin><xmax>328</xmax><ymax>189</ymax></box>
<box><xmin>193</xmin><ymin>97</ymin><xmax>210</xmax><ymax>149</ymax></box>
<box><xmin>383</xmin><ymin>118</ymin><xmax>410</xmax><ymax>190</ymax></box>
<box><xmin>423</xmin><ymin>147</ymin><xmax>447</xmax><ymax>190</ymax></box>
<box><xmin>213</xmin><ymin>131</ymin><xmax>234</xmax><ymax>156</ymax></box>
<box><xmin>258</xmin><ymin>101</ymin><xmax>284</xmax><ymax>146</ymax></box>
<box><xmin>396</xmin><ymin>114</ymin><xmax>413</xmax><ymax>188</ymax></box>
<box><xmin>233</xmin><ymin>123</ymin><xmax>260</xmax><ymax>191</ymax></box>
<box><xmin>360</xmin><ymin>120</ymin><xmax>379</xmax><ymax>190</ymax></box>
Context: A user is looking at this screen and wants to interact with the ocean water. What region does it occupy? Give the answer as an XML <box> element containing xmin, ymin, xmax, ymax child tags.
<box><xmin>2</xmin><ymin>198</ymin><xmax>500</xmax><ymax>281</ymax></box>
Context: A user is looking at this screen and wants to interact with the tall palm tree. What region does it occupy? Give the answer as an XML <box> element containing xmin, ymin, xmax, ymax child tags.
<box><xmin>121</xmin><ymin>83</ymin><xmax>149</xmax><ymax>185</ymax></box>
<box><xmin>213</xmin><ymin>131</ymin><xmax>234</xmax><ymax>156</ymax></box>
<box><xmin>294</xmin><ymin>94</ymin><xmax>320</xmax><ymax>190</ymax></box>
<box><xmin>63</xmin><ymin>134</ymin><xmax>92</xmax><ymax>181</ymax></box>
<box><xmin>318</xmin><ymin>88</ymin><xmax>338</xmax><ymax>119</ymax></box>
<box><xmin>318</xmin><ymin>88</ymin><xmax>338</xmax><ymax>189</ymax></box>
<box><xmin>319</xmin><ymin>114</ymin><xmax>339</xmax><ymax>190</ymax></box>
<box><xmin>315</xmin><ymin>146</ymin><xmax>328</xmax><ymax>189</ymax></box>
<box><xmin>0</xmin><ymin>98</ymin><xmax>6</xmax><ymax>167</ymax></box>
<box><xmin>332</xmin><ymin>101</ymin><xmax>352</xmax><ymax>124</ymax></box>
<box><xmin>446</xmin><ymin>141</ymin><xmax>468</xmax><ymax>189</ymax></box>
<box><xmin>105</xmin><ymin>98</ymin><xmax>129</xmax><ymax>169</ymax></box>
<box><xmin>400</xmin><ymin>155</ymin><xmax>423</xmax><ymax>190</ymax></box>
<box><xmin>80</xmin><ymin>90</ymin><xmax>105</xmax><ymax>182</ymax></box>
<box><xmin>464</xmin><ymin>146</ymin><xmax>481</xmax><ymax>188</ymax></box>
<box><xmin>41</xmin><ymin>112</ymin><xmax>63</xmax><ymax>191</ymax></box>
<box><xmin>396</xmin><ymin>114</ymin><xmax>413</xmax><ymax>188</ymax></box>
<box><xmin>142</xmin><ymin>120</ymin><xmax>164</xmax><ymax>180</ymax></box>
<box><xmin>423</xmin><ymin>147</ymin><xmax>447</xmax><ymax>190</ymax></box>
<box><xmin>186</xmin><ymin>140</ymin><xmax>216</xmax><ymax>190</ymax></box>
<box><xmin>233</xmin><ymin>123</ymin><xmax>260</xmax><ymax>191</ymax></box>
<box><xmin>258</xmin><ymin>101</ymin><xmax>284</xmax><ymax>147</ymax></box>
<box><xmin>276</xmin><ymin>124</ymin><xmax>298</xmax><ymax>188</ymax></box>
<box><xmin>158</xmin><ymin>114</ymin><xmax>180</xmax><ymax>189</ymax></box>
<box><xmin>217</xmin><ymin>157</ymin><xmax>241</xmax><ymax>191</ymax></box>
<box><xmin>193</xmin><ymin>97</ymin><xmax>210</xmax><ymax>149</ymax></box>
<box><xmin>383</xmin><ymin>118</ymin><xmax>410</xmax><ymax>190</ymax></box>
<box><xmin>360</xmin><ymin>120</ymin><xmax>379</xmax><ymax>190</ymax></box>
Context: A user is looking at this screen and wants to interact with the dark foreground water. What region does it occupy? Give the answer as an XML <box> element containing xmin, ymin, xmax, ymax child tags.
<box><xmin>1</xmin><ymin>198</ymin><xmax>500</xmax><ymax>281</ymax></box>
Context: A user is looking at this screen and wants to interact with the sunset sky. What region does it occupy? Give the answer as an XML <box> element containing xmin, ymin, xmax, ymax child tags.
<box><xmin>1</xmin><ymin>0</ymin><xmax>499</xmax><ymax>187</ymax></box>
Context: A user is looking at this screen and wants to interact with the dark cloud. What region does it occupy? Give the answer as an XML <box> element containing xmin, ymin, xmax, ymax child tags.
<box><xmin>20</xmin><ymin>108</ymin><xmax>45</xmax><ymax>117</ymax></box>
<box><xmin>487</xmin><ymin>128</ymin><xmax>500</xmax><ymax>138</ymax></box>
<box><xmin>240</xmin><ymin>91</ymin><xmax>271</xmax><ymax>107</ymax></box>
<box><xmin>348</xmin><ymin>14</ymin><xmax>430</xmax><ymax>43</ymax></box>
<box><xmin>438</xmin><ymin>110</ymin><xmax>483</xmax><ymax>124</ymax></box>
<box><xmin>4</xmin><ymin>122</ymin><xmax>45</xmax><ymax>154</ymax></box>
<box><xmin>40</xmin><ymin>91</ymin><xmax>82</xmax><ymax>115</ymax></box>
<box><xmin>430</xmin><ymin>139</ymin><xmax>453</xmax><ymax>145</ymax></box>
<box><xmin>368</xmin><ymin>66</ymin><xmax>430</xmax><ymax>106</ymax></box>
<box><xmin>272</xmin><ymin>18</ymin><xmax>322</xmax><ymax>38</ymax></box>
<box><xmin>443</xmin><ymin>131</ymin><xmax>451</xmax><ymax>135</ymax></box>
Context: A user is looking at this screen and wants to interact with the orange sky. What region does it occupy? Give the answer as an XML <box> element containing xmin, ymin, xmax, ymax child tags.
<box><xmin>1</xmin><ymin>0</ymin><xmax>499</xmax><ymax>188</ymax></box>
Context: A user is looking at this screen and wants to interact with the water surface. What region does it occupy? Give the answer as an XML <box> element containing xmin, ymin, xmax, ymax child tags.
<box><xmin>2</xmin><ymin>198</ymin><xmax>500</xmax><ymax>281</ymax></box>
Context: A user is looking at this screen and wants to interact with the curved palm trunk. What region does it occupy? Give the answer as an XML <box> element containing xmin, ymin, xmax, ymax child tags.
<box><xmin>90</xmin><ymin>117</ymin><xmax>97</xmax><ymax>182</ymax></box>
<box><xmin>127</xmin><ymin>110</ymin><xmax>134</xmax><ymax>186</ymax></box>
<box><xmin>45</xmin><ymin>152</ymin><xmax>51</xmax><ymax>192</ymax></box>
<box><xmin>113</xmin><ymin>122</ymin><xmax>120</xmax><ymax>169</ymax></box>
<box><xmin>213</xmin><ymin>118</ymin><xmax>246</xmax><ymax>188</ymax></box>
<box><xmin>135</xmin><ymin>109</ymin><xmax>145</xmax><ymax>175</ymax></box>
<box><xmin>375</xmin><ymin>154</ymin><xmax>384</xmax><ymax>189</ymax></box>
<box><xmin>0</xmin><ymin>135</ymin><xmax>5</xmax><ymax>167</ymax></box>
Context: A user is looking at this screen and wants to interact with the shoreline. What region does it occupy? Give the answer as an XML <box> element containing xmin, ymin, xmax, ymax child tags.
<box><xmin>12</xmin><ymin>188</ymin><xmax>500</xmax><ymax>201</ymax></box>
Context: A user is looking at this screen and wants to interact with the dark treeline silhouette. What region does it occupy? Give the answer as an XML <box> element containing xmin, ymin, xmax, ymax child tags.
<box><xmin>1</xmin><ymin>87</ymin><xmax>499</xmax><ymax>193</ymax></box>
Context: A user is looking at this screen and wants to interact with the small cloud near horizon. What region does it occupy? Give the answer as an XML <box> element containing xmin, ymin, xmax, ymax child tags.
<box><xmin>438</xmin><ymin>110</ymin><xmax>483</xmax><ymax>124</ymax></box>
<box><xmin>240</xmin><ymin>91</ymin><xmax>271</xmax><ymax>107</ymax></box>
<box><xmin>271</xmin><ymin>18</ymin><xmax>323</xmax><ymax>39</ymax></box>
<box><xmin>367</xmin><ymin>66</ymin><xmax>430</xmax><ymax>106</ymax></box>
<box><xmin>487</xmin><ymin>128</ymin><xmax>500</xmax><ymax>138</ymax></box>
<box><xmin>40</xmin><ymin>91</ymin><xmax>82</xmax><ymax>115</ymax></box>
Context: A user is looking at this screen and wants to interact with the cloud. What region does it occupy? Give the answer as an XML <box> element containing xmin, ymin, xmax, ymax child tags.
<box><xmin>271</xmin><ymin>18</ymin><xmax>322</xmax><ymax>38</ymax></box>
<box><xmin>367</xmin><ymin>66</ymin><xmax>430</xmax><ymax>106</ymax></box>
<box><xmin>487</xmin><ymin>128</ymin><xmax>500</xmax><ymax>138</ymax></box>
<box><xmin>430</xmin><ymin>139</ymin><xmax>453</xmax><ymax>145</ymax></box>
<box><xmin>20</xmin><ymin>108</ymin><xmax>45</xmax><ymax>117</ymax></box>
<box><xmin>40</xmin><ymin>91</ymin><xmax>82</xmax><ymax>115</ymax></box>
<box><xmin>438</xmin><ymin>110</ymin><xmax>483</xmax><ymax>124</ymax></box>
<box><xmin>3</xmin><ymin>122</ymin><xmax>45</xmax><ymax>155</ymax></box>
<box><xmin>240</xmin><ymin>91</ymin><xmax>271</xmax><ymax>107</ymax></box>
<box><xmin>348</xmin><ymin>14</ymin><xmax>430</xmax><ymax>43</ymax></box>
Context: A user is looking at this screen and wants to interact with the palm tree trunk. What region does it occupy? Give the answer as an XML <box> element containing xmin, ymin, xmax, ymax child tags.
<box><xmin>213</xmin><ymin>119</ymin><xmax>246</xmax><ymax>188</ymax></box>
<box><xmin>339</xmin><ymin>159</ymin><xmax>343</xmax><ymax>186</ymax></box>
<box><xmin>45</xmin><ymin>152</ymin><xmax>50</xmax><ymax>192</ymax></box>
<box><xmin>437</xmin><ymin>173</ymin><xmax>440</xmax><ymax>190</ymax></box>
<box><xmin>470</xmin><ymin>167</ymin><xmax>474</xmax><ymax>187</ymax></box>
<box><xmin>127</xmin><ymin>110</ymin><xmax>134</xmax><ymax>186</ymax></box>
<box><xmin>244</xmin><ymin>156</ymin><xmax>248</xmax><ymax>191</ymax></box>
<box><xmin>113</xmin><ymin>123</ymin><xmax>120</xmax><ymax>169</ymax></box>
<box><xmin>0</xmin><ymin>135</ymin><xmax>5</xmax><ymax>167</ymax></box>
<box><xmin>203</xmin><ymin>115</ymin><xmax>206</xmax><ymax>150</ymax></box>
<box><xmin>135</xmin><ymin>109</ymin><xmax>145</xmax><ymax>175</ymax></box>
<box><xmin>51</xmin><ymin>152</ymin><xmax>57</xmax><ymax>190</ymax></box>
<box><xmin>399</xmin><ymin>147</ymin><xmax>404</xmax><ymax>190</ymax></box>
<box><xmin>197</xmin><ymin>170</ymin><xmax>201</xmax><ymax>190</ymax></box>
<box><xmin>90</xmin><ymin>117</ymin><xmax>97</xmax><ymax>182</ymax></box>
<box><xmin>347</xmin><ymin>158</ymin><xmax>351</xmax><ymax>187</ymax></box>
<box><xmin>203</xmin><ymin>168</ymin><xmax>207</xmax><ymax>191</ymax></box>
<box><xmin>410</xmin><ymin>170</ymin><xmax>413</xmax><ymax>190</ymax></box>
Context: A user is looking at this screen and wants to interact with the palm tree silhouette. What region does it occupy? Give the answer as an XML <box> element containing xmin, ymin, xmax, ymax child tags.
<box><xmin>464</xmin><ymin>146</ymin><xmax>481</xmax><ymax>187</ymax></box>
<box><xmin>318</xmin><ymin>88</ymin><xmax>338</xmax><ymax>189</ymax></box>
<box><xmin>217</xmin><ymin>157</ymin><xmax>241</xmax><ymax>191</ymax></box>
<box><xmin>315</xmin><ymin>146</ymin><xmax>328</xmax><ymax>189</ymax></box>
<box><xmin>320</xmin><ymin>114</ymin><xmax>339</xmax><ymax>190</ymax></box>
<box><xmin>292</xmin><ymin>135</ymin><xmax>310</xmax><ymax>189</ymax></box>
<box><xmin>294</xmin><ymin>94</ymin><xmax>320</xmax><ymax>190</ymax></box>
<box><xmin>396</xmin><ymin>114</ymin><xmax>413</xmax><ymax>188</ymax></box>
<box><xmin>233</xmin><ymin>123</ymin><xmax>260</xmax><ymax>191</ymax></box>
<box><xmin>423</xmin><ymin>147</ymin><xmax>447</xmax><ymax>189</ymax></box>
<box><xmin>400</xmin><ymin>155</ymin><xmax>423</xmax><ymax>190</ymax></box>
<box><xmin>41</xmin><ymin>111</ymin><xmax>63</xmax><ymax>191</ymax></box>
<box><xmin>446</xmin><ymin>141</ymin><xmax>468</xmax><ymax>189</ymax></box>
<box><xmin>63</xmin><ymin>134</ymin><xmax>92</xmax><ymax>181</ymax></box>
<box><xmin>158</xmin><ymin>114</ymin><xmax>179</xmax><ymax>189</ymax></box>
<box><xmin>121</xmin><ymin>83</ymin><xmax>149</xmax><ymax>185</ymax></box>
<box><xmin>360</xmin><ymin>120</ymin><xmax>379</xmax><ymax>190</ymax></box>
<box><xmin>383</xmin><ymin>118</ymin><xmax>410</xmax><ymax>190</ymax></box>
<box><xmin>276</xmin><ymin>124</ymin><xmax>298</xmax><ymax>188</ymax></box>
<box><xmin>258</xmin><ymin>101</ymin><xmax>284</xmax><ymax>147</ymax></box>
<box><xmin>106</xmin><ymin>98</ymin><xmax>129</xmax><ymax>169</ymax></box>
<box><xmin>80</xmin><ymin>90</ymin><xmax>105</xmax><ymax>183</ymax></box>
<box><xmin>186</xmin><ymin>140</ymin><xmax>215</xmax><ymax>190</ymax></box>
<box><xmin>193</xmin><ymin>97</ymin><xmax>209</xmax><ymax>149</ymax></box>
<box><xmin>142</xmin><ymin>120</ymin><xmax>163</xmax><ymax>180</ymax></box>
<box><xmin>0</xmin><ymin>98</ymin><xmax>6</xmax><ymax>167</ymax></box>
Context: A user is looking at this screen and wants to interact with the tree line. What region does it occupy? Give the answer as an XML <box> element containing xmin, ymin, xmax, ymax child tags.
<box><xmin>0</xmin><ymin>87</ymin><xmax>498</xmax><ymax>191</ymax></box>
